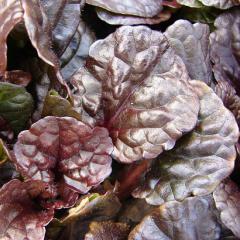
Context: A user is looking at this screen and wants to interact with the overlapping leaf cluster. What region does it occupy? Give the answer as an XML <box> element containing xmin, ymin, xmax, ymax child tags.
<box><xmin>0</xmin><ymin>0</ymin><xmax>240</xmax><ymax>239</ymax></box>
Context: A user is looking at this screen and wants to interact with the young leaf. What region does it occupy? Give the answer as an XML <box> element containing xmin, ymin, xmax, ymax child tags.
<box><xmin>0</xmin><ymin>83</ymin><xmax>33</xmax><ymax>135</ymax></box>
<box><xmin>13</xmin><ymin>116</ymin><xmax>113</xmax><ymax>195</ymax></box>
<box><xmin>71</xmin><ymin>26</ymin><xmax>200</xmax><ymax>163</ymax></box>
<box><xmin>42</xmin><ymin>90</ymin><xmax>81</xmax><ymax>120</ymax></box>
<box><xmin>133</xmin><ymin>81</ymin><xmax>239</xmax><ymax>205</ymax></box>
<box><xmin>0</xmin><ymin>179</ymin><xmax>54</xmax><ymax>240</ymax></box>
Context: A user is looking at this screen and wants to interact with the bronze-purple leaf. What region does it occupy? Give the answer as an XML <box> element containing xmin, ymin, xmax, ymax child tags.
<box><xmin>13</xmin><ymin>116</ymin><xmax>113</xmax><ymax>195</ymax></box>
<box><xmin>165</xmin><ymin>20</ymin><xmax>212</xmax><ymax>85</ymax></box>
<box><xmin>213</xmin><ymin>178</ymin><xmax>240</xmax><ymax>238</ymax></box>
<box><xmin>21</xmin><ymin>0</ymin><xmax>59</xmax><ymax>68</ymax></box>
<box><xmin>214</xmin><ymin>79</ymin><xmax>240</xmax><ymax>125</ymax></box>
<box><xmin>133</xmin><ymin>81</ymin><xmax>239</xmax><ymax>205</ymax></box>
<box><xmin>61</xmin><ymin>19</ymin><xmax>96</xmax><ymax>80</ymax></box>
<box><xmin>0</xmin><ymin>179</ymin><xmax>54</xmax><ymax>240</ymax></box>
<box><xmin>210</xmin><ymin>9</ymin><xmax>240</xmax><ymax>95</ymax></box>
<box><xmin>71</xmin><ymin>26</ymin><xmax>200</xmax><ymax>163</ymax></box>
<box><xmin>129</xmin><ymin>196</ymin><xmax>221</xmax><ymax>240</ymax></box>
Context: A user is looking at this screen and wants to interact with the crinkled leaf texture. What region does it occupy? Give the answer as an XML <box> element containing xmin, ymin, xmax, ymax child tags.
<box><xmin>0</xmin><ymin>83</ymin><xmax>33</xmax><ymax>135</ymax></box>
<box><xmin>13</xmin><ymin>116</ymin><xmax>113</xmax><ymax>195</ymax></box>
<box><xmin>129</xmin><ymin>196</ymin><xmax>221</xmax><ymax>240</ymax></box>
<box><xmin>86</xmin><ymin>0</ymin><xmax>163</xmax><ymax>17</ymax></box>
<box><xmin>96</xmin><ymin>8</ymin><xmax>171</xmax><ymax>26</ymax></box>
<box><xmin>213</xmin><ymin>178</ymin><xmax>240</xmax><ymax>238</ymax></box>
<box><xmin>210</xmin><ymin>9</ymin><xmax>240</xmax><ymax>94</ymax></box>
<box><xmin>71</xmin><ymin>26</ymin><xmax>200</xmax><ymax>163</ymax></box>
<box><xmin>85</xmin><ymin>221</ymin><xmax>130</xmax><ymax>240</ymax></box>
<box><xmin>0</xmin><ymin>179</ymin><xmax>54</xmax><ymax>240</ymax></box>
<box><xmin>165</xmin><ymin>20</ymin><xmax>212</xmax><ymax>85</ymax></box>
<box><xmin>133</xmin><ymin>81</ymin><xmax>239</xmax><ymax>205</ymax></box>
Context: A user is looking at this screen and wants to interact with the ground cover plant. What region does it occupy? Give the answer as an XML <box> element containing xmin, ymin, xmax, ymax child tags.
<box><xmin>0</xmin><ymin>0</ymin><xmax>240</xmax><ymax>239</ymax></box>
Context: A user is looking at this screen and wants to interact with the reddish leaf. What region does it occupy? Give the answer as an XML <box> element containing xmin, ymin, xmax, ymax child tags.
<box><xmin>0</xmin><ymin>179</ymin><xmax>54</xmax><ymax>240</ymax></box>
<box><xmin>21</xmin><ymin>0</ymin><xmax>59</xmax><ymax>68</ymax></box>
<box><xmin>3</xmin><ymin>70</ymin><xmax>31</xmax><ymax>87</ymax></box>
<box><xmin>13</xmin><ymin>116</ymin><xmax>113</xmax><ymax>196</ymax></box>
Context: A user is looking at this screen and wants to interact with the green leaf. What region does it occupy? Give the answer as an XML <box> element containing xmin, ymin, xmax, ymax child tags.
<box><xmin>178</xmin><ymin>7</ymin><xmax>222</xmax><ymax>30</ymax></box>
<box><xmin>0</xmin><ymin>83</ymin><xmax>33</xmax><ymax>135</ymax></box>
<box><xmin>42</xmin><ymin>90</ymin><xmax>81</xmax><ymax>120</ymax></box>
<box><xmin>0</xmin><ymin>139</ymin><xmax>10</xmax><ymax>165</ymax></box>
